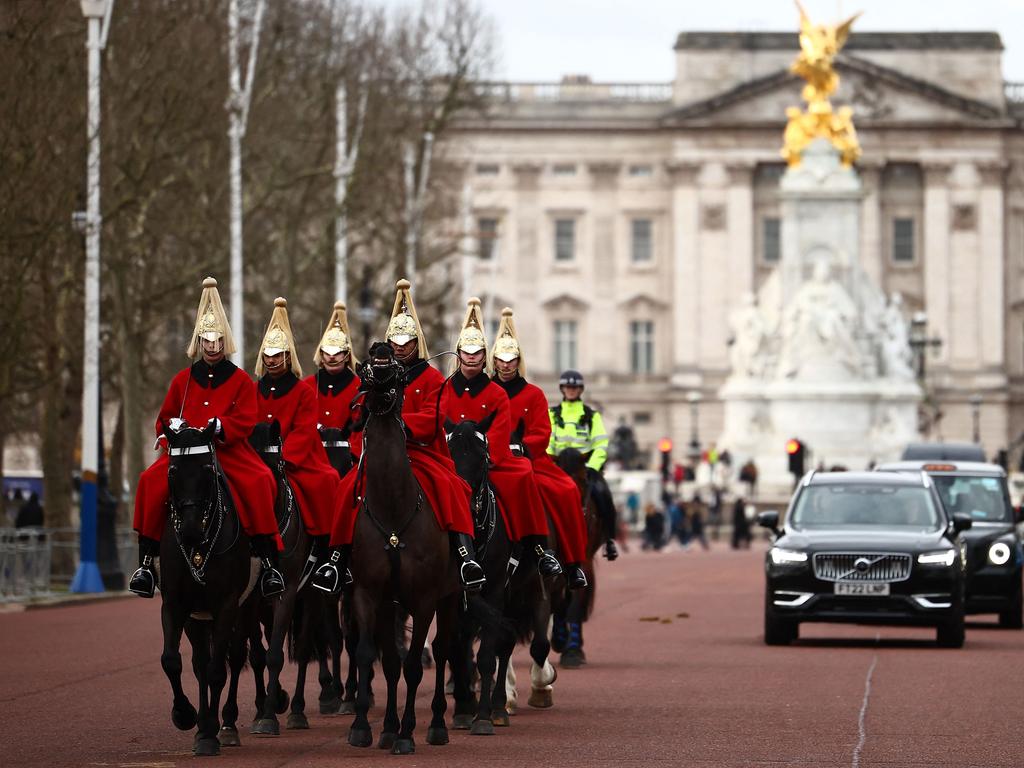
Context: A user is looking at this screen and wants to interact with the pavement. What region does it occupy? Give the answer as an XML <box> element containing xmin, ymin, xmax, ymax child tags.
<box><xmin>2</xmin><ymin>538</ymin><xmax>1022</xmax><ymax>767</ymax></box>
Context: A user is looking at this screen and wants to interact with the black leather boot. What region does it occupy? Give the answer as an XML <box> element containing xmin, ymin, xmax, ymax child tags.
<box><xmin>525</xmin><ymin>535</ymin><xmax>563</xmax><ymax>577</ymax></box>
<box><xmin>451</xmin><ymin>532</ymin><xmax>486</xmax><ymax>591</ymax></box>
<box><xmin>567</xmin><ymin>563</ymin><xmax>588</xmax><ymax>589</ymax></box>
<box><xmin>128</xmin><ymin>536</ymin><xmax>159</xmax><ymax>598</ymax></box>
<box><xmin>253</xmin><ymin>535</ymin><xmax>286</xmax><ymax>597</ymax></box>
<box><xmin>603</xmin><ymin>539</ymin><xmax>619</xmax><ymax>561</ymax></box>
<box><xmin>312</xmin><ymin>545</ymin><xmax>353</xmax><ymax>593</ymax></box>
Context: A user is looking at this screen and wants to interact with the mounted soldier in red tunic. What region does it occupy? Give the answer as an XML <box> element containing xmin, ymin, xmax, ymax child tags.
<box><xmin>490</xmin><ymin>308</ymin><xmax>589</xmax><ymax>589</ymax></box>
<box><xmin>306</xmin><ymin>301</ymin><xmax>362</xmax><ymax>472</ymax></box>
<box><xmin>441</xmin><ymin>298</ymin><xmax>563</xmax><ymax>578</ymax></box>
<box><xmin>313</xmin><ymin>279</ymin><xmax>485</xmax><ymax>593</ymax></box>
<box><xmin>254</xmin><ymin>297</ymin><xmax>340</xmax><ymax>565</ymax></box>
<box><xmin>130</xmin><ymin>276</ymin><xmax>284</xmax><ymax>598</ymax></box>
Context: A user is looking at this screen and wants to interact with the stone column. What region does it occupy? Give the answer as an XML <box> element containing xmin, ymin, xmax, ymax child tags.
<box><xmin>667</xmin><ymin>161</ymin><xmax>702</xmax><ymax>388</ymax></box>
<box><xmin>511</xmin><ymin>163</ymin><xmax>542</xmax><ymax>360</ymax></box>
<box><xmin>587</xmin><ymin>162</ymin><xmax>622</xmax><ymax>376</ymax></box>
<box><xmin>922</xmin><ymin>162</ymin><xmax>951</xmax><ymax>368</ymax></box>
<box><xmin>725</xmin><ymin>162</ymin><xmax>755</xmax><ymax>304</ymax></box>
<box><xmin>977</xmin><ymin>161</ymin><xmax>1006</xmax><ymax>374</ymax></box>
<box><xmin>858</xmin><ymin>161</ymin><xmax>884</xmax><ymax>288</ymax></box>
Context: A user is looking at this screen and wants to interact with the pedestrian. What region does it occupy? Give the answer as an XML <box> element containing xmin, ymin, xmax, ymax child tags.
<box><xmin>15</xmin><ymin>492</ymin><xmax>43</xmax><ymax>528</ymax></box>
<box><xmin>668</xmin><ymin>496</ymin><xmax>689</xmax><ymax>547</ymax></box>
<box><xmin>739</xmin><ymin>458</ymin><xmax>758</xmax><ymax>498</ymax></box>
<box><xmin>731</xmin><ymin>496</ymin><xmax>751</xmax><ymax>549</ymax></box>
<box><xmin>641</xmin><ymin>503</ymin><xmax>665</xmax><ymax>550</ymax></box>
<box><xmin>689</xmin><ymin>496</ymin><xmax>709</xmax><ymax>551</ymax></box>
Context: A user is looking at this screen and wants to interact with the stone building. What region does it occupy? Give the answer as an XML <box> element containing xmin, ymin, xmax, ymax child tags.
<box><xmin>448</xmin><ymin>31</ymin><xmax>1024</xmax><ymax>468</ymax></box>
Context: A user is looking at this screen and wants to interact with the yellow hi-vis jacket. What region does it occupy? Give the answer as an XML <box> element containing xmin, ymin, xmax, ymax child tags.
<box><xmin>548</xmin><ymin>399</ymin><xmax>608</xmax><ymax>472</ymax></box>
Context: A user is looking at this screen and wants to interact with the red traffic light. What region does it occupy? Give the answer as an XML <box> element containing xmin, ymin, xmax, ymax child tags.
<box><xmin>786</xmin><ymin>439</ymin><xmax>802</xmax><ymax>455</ymax></box>
<box><xmin>658</xmin><ymin>438</ymin><xmax>673</xmax><ymax>453</ymax></box>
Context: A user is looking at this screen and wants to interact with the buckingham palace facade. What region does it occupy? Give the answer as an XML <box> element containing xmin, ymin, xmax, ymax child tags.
<box><xmin>447</xmin><ymin>31</ymin><xmax>1024</xmax><ymax>467</ymax></box>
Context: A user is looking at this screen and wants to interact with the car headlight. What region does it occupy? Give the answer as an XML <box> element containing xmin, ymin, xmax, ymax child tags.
<box><xmin>769</xmin><ymin>547</ymin><xmax>808</xmax><ymax>565</ymax></box>
<box><xmin>988</xmin><ymin>542</ymin><xmax>1011</xmax><ymax>566</ymax></box>
<box><xmin>917</xmin><ymin>549</ymin><xmax>956</xmax><ymax>567</ymax></box>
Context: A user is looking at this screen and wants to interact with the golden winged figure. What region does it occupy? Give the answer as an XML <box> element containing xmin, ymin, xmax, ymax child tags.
<box><xmin>782</xmin><ymin>1</ymin><xmax>863</xmax><ymax>168</ymax></box>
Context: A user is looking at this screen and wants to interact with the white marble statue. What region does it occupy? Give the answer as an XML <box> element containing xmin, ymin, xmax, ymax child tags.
<box><xmin>879</xmin><ymin>292</ymin><xmax>915</xmax><ymax>381</ymax></box>
<box><xmin>727</xmin><ymin>292</ymin><xmax>768</xmax><ymax>379</ymax></box>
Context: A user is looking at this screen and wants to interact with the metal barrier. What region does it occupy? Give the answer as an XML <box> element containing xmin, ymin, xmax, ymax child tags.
<box><xmin>0</xmin><ymin>528</ymin><xmax>52</xmax><ymax>602</ymax></box>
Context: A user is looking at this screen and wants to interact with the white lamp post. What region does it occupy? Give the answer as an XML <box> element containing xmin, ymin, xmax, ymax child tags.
<box><xmin>71</xmin><ymin>0</ymin><xmax>114</xmax><ymax>593</ymax></box>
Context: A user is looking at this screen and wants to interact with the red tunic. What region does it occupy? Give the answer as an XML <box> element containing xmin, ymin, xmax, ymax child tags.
<box><xmin>442</xmin><ymin>371</ymin><xmax>549</xmax><ymax>540</ymax></box>
<box><xmin>305</xmin><ymin>368</ymin><xmax>362</xmax><ymax>433</ymax></box>
<box><xmin>495</xmin><ymin>375</ymin><xmax>587</xmax><ymax>563</ymax></box>
<box><xmin>134</xmin><ymin>360</ymin><xmax>280</xmax><ymax>546</ymax></box>
<box><xmin>256</xmin><ymin>372</ymin><xmax>339</xmax><ymax>537</ymax></box>
<box><xmin>328</xmin><ymin>361</ymin><xmax>473</xmax><ymax>547</ymax></box>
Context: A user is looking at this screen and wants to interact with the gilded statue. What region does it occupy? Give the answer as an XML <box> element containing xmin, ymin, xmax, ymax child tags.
<box><xmin>782</xmin><ymin>2</ymin><xmax>862</xmax><ymax>168</ymax></box>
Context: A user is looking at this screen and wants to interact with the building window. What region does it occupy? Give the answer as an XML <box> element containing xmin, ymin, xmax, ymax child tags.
<box><xmin>477</xmin><ymin>217</ymin><xmax>498</xmax><ymax>261</ymax></box>
<box><xmin>628</xmin><ymin>164</ymin><xmax>653</xmax><ymax>177</ymax></box>
<box><xmin>631</xmin><ymin>219</ymin><xmax>653</xmax><ymax>263</ymax></box>
<box><xmin>632</xmin><ymin>411</ymin><xmax>652</xmax><ymax>425</ymax></box>
<box><xmin>475</xmin><ymin>163</ymin><xmax>499</xmax><ymax>176</ymax></box>
<box><xmin>629</xmin><ymin>320</ymin><xmax>654</xmax><ymax>374</ymax></box>
<box><xmin>552</xmin><ymin>163</ymin><xmax>577</xmax><ymax>176</ymax></box>
<box><xmin>893</xmin><ymin>217</ymin><xmax>915</xmax><ymax>263</ymax></box>
<box><xmin>763</xmin><ymin>217</ymin><xmax>781</xmax><ymax>263</ymax></box>
<box><xmin>554</xmin><ymin>320</ymin><xmax>578</xmax><ymax>371</ymax></box>
<box><xmin>554</xmin><ymin>219</ymin><xmax>576</xmax><ymax>262</ymax></box>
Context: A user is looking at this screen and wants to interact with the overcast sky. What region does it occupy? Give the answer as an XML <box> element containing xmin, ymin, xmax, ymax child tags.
<box><xmin>439</xmin><ymin>0</ymin><xmax>1024</xmax><ymax>84</ymax></box>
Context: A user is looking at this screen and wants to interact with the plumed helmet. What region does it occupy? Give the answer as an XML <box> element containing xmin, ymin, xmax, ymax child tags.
<box><xmin>559</xmin><ymin>369</ymin><xmax>584</xmax><ymax>388</ymax></box>
<box><xmin>256</xmin><ymin>297</ymin><xmax>302</xmax><ymax>377</ymax></box>
<box><xmin>186</xmin><ymin>276</ymin><xmax>238</xmax><ymax>359</ymax></box>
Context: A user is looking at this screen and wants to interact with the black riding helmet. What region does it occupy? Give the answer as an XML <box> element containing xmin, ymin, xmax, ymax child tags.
<box><xmin>559</xmin><ymin>370</ymin><xmax>584</xmax><ymax>388</ymax></box>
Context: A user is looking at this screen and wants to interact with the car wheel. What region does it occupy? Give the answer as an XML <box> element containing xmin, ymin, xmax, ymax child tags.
<box><xmin>936</xmin><ymin>588</ymin><xmax>965</xmax><ymax>648</ymax></box>
<box><xmin>764</xmin><ymin>611</ymin><xmax>797</xmax><ymax>646</ymax></box>
<box><xmin>998</xmin><ymin>573</ymin><xmax>1022</xmax><ymax>629</ymax></box>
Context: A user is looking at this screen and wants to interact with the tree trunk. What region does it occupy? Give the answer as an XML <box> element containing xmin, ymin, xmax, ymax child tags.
<box><xmin>108</xmin><ymin>400</ymin><xmax>125</xmax><ymax>527</ymax></box>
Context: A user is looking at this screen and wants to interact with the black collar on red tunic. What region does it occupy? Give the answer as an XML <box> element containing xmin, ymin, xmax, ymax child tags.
<box><xmin>259</xmin><ymin>371</ymin><xmax>299</xmax><ymax>399</ymax></box>
<box><xmin>316</xmin><ymin>367</ymin><xmax>354</xmax><ymax>396</ymax></box>
<box><xmin>450</xmin><ymin>370</ymin><xmax>490</xmax><ymax>397</ymax></box>
<box><xmin>491</xmin><ymin>373</ymin><xmax>527</xmax><ymax>399</ymax></box>
<box><xmin>403</xmin><ymin>359</ymin><xmax>430</xmax><ymax>384</ymax></box>
<box><xmin>191</xmin><ymin>358</ymin><xmax>237</xmax><ymax>389</ymax></box>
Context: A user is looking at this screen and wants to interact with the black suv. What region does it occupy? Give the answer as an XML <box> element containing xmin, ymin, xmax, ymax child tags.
<box><xmin>876</xmin><ymin>460</ymin><xmax>1023</xmax><ymax>628</ymax></box>
<box><xmin>760</xmin><ymin>471</ymin><xmax>971</xmax><ymax>647</ymax></box>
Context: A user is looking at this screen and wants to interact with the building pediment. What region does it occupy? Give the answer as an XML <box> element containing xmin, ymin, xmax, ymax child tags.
<box><xmin>541</xmin><ymin>293</ymin><xmax>590</xmax><ymax>312</ymax></box>
<box><xmin>618</xmin><ymin>292</ymin><xmax>668</xmax><ymax>311</ymax></box>
<box><xmin>662</xmin><ymin>55</ymin><xmax>1004</xmax><ymax>127</ymax></box>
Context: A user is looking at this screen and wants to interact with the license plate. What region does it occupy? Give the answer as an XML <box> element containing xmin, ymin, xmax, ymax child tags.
<box><xmin>834</xmin><ymin>582</ymin><xmax>890</xmax><ymax>596</ymax></box>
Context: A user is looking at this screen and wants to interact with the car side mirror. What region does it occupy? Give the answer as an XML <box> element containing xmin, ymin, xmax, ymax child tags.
<box><xmin>756</xmin><ymin>510</ymin><xmax>781</xmax><ymax>536</ymax></box>
<box><xmin>951</xmin><ymin>513</ymin><xmax>973</xmax><ymax>533</ymax></box>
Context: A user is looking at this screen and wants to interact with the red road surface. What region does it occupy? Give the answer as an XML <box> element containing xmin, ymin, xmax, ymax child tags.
<box><xmin>3</xmin><ymin>541</ymin><xmax>1023</xmax><ymax>767</ymax></box>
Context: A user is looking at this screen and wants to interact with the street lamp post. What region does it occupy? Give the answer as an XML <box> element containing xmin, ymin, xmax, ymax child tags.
<box><xmin>908</xmin><ymin>311</ymin><xmax>944</xmax><ymax>439</ymax></box>
<box><xmin>687</xmin><ymin>390</ymin><xmax>702</xmax><ymax>462</ymax></box>
<box><xmin>969</xmin><ymin>394</ymin><xmax>983</xmax><ymax>444</ymax></box>
<box><xmin>71</xmin><ymin>0</ymin><xmax>114</xmax><ymax>594</ymax></box>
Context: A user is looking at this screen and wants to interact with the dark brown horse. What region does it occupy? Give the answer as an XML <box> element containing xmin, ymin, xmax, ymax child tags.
<box><xmin>347</xmin><ymin>342</ymin><xmax>459</xmax><ymax>754</ymax></box>
<box><xmin>552</xmin><ymin>447</ymin><xmax>603</xmax><ymax>668</ymax></box>
<box><xmin>157</xmin><ymin>423</ymin><xmax>252</xmax><ymax>756</ymax></box>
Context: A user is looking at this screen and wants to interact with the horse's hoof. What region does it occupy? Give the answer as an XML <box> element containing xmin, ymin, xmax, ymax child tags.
<box><xmin>275</xmin><ymin>688</ymin><xmax>290</xmax><ymax>715</ymax></box>
<box><xmin>426</xmin><ymin>726</ymin><xmax>449</xmax><ymax>745</ymax></box>
<box><xmin>218</xmin><ymin>726</ymin><xmax>241</xmax><ymax>747</ymax></box>
<box><xmin>451</xmin><ymin>714</ymin><xmax>473</xmax><ymax>730</ymax></box>
<box><xmin>251</xmin><ymin>717</ymin><xmax>280</xmax><ymax>736</ymax></box>
<box><xmin>338</xmin><ymin>700</ymin><xmax>356</xmax><ymax>715</ymax></box>
<box><xmin>348</xmin><ymin>726</ymin><xmax>372</xmax><ymax>748</ymax></box>
<box><xmin>528</xmin><ymin>689</ymin><xmax>554</xmax><ymax>708</ymax></box>
<box><xmin>560</xmin><ymin>649</ymin><xmax>585</xmax><ymax>669</ymax></box>
<box><xmin>193</xmin><ymin>737</ymin><xmax>220</xmax><ymax>757</ymax></box>
<box><xmin>493</xmin><ymin>711</ymin><xmax>511</xmax><ymax>727</ymax></box>
<box><xmin>286</xmin><ymin>712</ymin><xmax>310</xmax><ymax>730</ymax></box>
<box><xmin>171</xmin><ymin>703</ymin><xmax>197</xmax><ymax>731</ymax></box>
<box><xmin>470</xmin><ymin>719</ymin><xmax>495</xmax><ymax>736</ymax></box>
<box><xmin>319</xmin><ymin>697</ymin><xmax>342</xmax><ymax>715</ymax></box>
<box><xmin>391</xmin><ymin>736</ymin><xmax>416</xmax><ymax>755</ymax></box>
<box><xmin>378</xmin><ymin>732</ymin><xmax>397</xmax><ymax>750</ymax></box>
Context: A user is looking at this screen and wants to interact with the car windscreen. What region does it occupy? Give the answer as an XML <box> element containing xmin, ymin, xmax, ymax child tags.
<box><xmin>790</xmin><ymin>485</ymin><xmax>942</xmax><ymax>530</ymax></box>
<box><xmin>930</xmin><ymin>475</ymin><xmax>1012</xmax><ymax>523</ymax></box>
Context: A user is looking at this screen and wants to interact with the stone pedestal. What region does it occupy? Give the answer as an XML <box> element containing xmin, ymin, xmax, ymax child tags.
<box><xmin>720</xmin><ymin>141</ymin><xmax>921</xmax><ymax>495</ymax></box>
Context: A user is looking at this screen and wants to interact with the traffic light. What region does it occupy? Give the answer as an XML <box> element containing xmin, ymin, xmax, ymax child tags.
<box><xmin>786</xmin><ymin>438</ymin><xmax>806</xmax><ymax>477</ymax></box>
<box><xmin>659</xmin><ymin>438</ymin><xmax>673</xmax><ymax>481</ymax></box>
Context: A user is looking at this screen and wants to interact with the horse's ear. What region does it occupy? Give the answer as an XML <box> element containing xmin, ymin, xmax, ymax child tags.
<box><xmin>479</xmin><ymin>410</ymin><xmax>498</xmax><ymax>433</ymax></box>
<box><xmin>271</xmin><ymin>419</ymin><xmax>281</xmax><ymax>439</ymax></box>
<box><xmin>444</xmin><ymin>418</ymin><xmax>456</xmax><ymax>435</ymax></box>
<box><xmin>202</xmin><ymin>421</ymin><xmax>216</xmax><ymax>441</ymax></box>
<box><xmin>161</xmin><ymin>421</ymin><xmax>174</xmax><ymax>443</ymax></box>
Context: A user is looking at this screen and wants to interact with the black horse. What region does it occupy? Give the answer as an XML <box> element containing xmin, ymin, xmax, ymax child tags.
<box><xmin>347</xmin><ymin>342</ymin><xmax>459</xmax><ymax>754</ymax></box>
<box><xmin>445</xmin><ymin>415</ymin><xmax>555</xmax><ymax>733</ymax></box>
<box><xmin>158</xmin><ymin>422</ymin><xmax>252</xmax><ymax>756</ymax></box>
<box><xmin>247</xmin><ymin>420</ymin><xmax>314</xmax><ymax>736</ymax></box>
<box><xmin>552</xmin><ymin>447</ymin><xmax>603</xmax><ymax>668</ymax></box>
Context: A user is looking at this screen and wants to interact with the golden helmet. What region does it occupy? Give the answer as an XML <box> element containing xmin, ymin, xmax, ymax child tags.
<box><xmin>186</xmin><ymin>276</ymin><xmax>237</xmax><ymax>359</ymax></box>
<box><xmin>314</xmin><ymin>300</ymin><xmax>356</xmax><ymax>370</ymax></box>
<box><xmin>456</xmin><ymin>297</ymin><xmax>487</xmax><ymax>354</ymax></box>
<box><xmin>385</xmin><ymin>279</ymin><xmax>428</xmax><ymax>358</ymax></box>
<box><xmin>491</xmin><ymin>307</ymin><xmax>526</xmax><ymax>376</ymax></box>
<box><xmin>256</xmin><ymin>297</ymin><xmax>302</xmax><ymax>378</ymax></box>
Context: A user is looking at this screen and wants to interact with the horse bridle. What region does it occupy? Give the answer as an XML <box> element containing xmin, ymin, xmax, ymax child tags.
<box><xmin>167</xmin><ymin>436</ymin><xmax>226</xmax><ymax>585</ymax></box>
